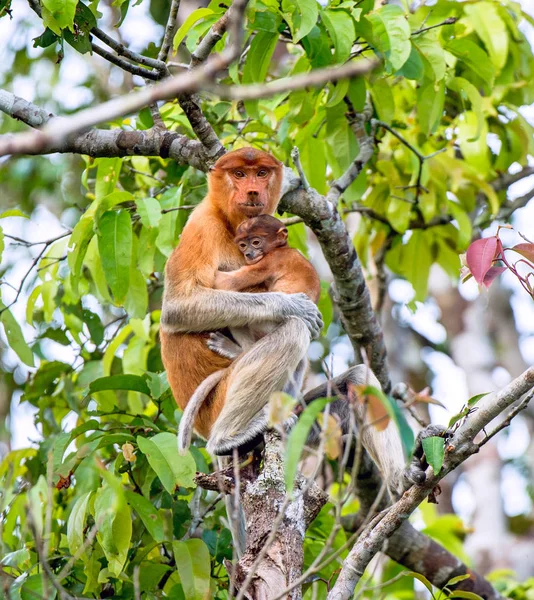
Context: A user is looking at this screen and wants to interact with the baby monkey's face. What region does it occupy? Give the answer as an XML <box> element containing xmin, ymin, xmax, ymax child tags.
<box><xmin>234</xmin><ymin>215</ymin><xmax>289</xmax><ymax>265</ymax></box>
<box><xmin>237</xmin><ymin>235</ymin><xmax>269</xmax><ymax>265</ymax></box>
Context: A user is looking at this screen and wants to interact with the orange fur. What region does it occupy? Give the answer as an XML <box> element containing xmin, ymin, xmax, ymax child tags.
<box><xmin>160</xmin><ymin>148</ymin><xmax>283</xmax><ymax>438</ymax></box>
<box><xmin>214</xmin><ymin>216</ymin><xmax>321</xmax><ymax>303</ymax></box>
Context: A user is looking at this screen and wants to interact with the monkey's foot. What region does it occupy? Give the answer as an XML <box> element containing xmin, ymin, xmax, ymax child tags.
<box><xmin>403</xmin><ymin>424</ymin><xmax>448</xmax><ymax>490</ymax></box>
<box><xmin>207</xmin><ymin>332</ymin><xmax>242</xmax><ymax>360</ymax></box>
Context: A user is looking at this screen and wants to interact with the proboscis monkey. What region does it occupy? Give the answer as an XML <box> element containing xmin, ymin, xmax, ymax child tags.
<box><xmin>160</xmin><ymin>147</ymin><xmax>406</xmax><ymax>496</ymax></box>
<box><xmin>160</xmin><ymin>148</ymin><xmax>323</xmax><ymax>456</ymax></box>
<box><xmin>177</xmin><ymin>215</ymin><xmax>321</xmax><ymax>453</ymax></box>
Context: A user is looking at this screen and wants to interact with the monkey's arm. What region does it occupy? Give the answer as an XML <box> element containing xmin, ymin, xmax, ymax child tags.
<box><xmin>161</xmin><ymin>211</ymin><xmax>322</xmax><ymax>336</ymax></box>
<box><xmin>214</xmin><ymin>262</ymin><xmax>271</xmax><ymax>292</ymax></box>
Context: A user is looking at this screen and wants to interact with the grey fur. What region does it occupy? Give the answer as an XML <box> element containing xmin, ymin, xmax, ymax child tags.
<box><xmin>207</xmin><ymin>317</ymin><xmax>311</xmax><ymax>454</ymax></box>
<box><xmin>178</xmin><ymin>370</ymin><xmax>226</xmax><ymax>454</ymax></box>
<box><xmin>161</xmin><ymin>289</ymin><xmax>323</xmax><ymax>339</ymax></box>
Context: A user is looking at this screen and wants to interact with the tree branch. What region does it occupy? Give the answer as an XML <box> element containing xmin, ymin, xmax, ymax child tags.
<box><xmin>0</xmin><ymin>90</ymin><xmax>209</xmax><ymax>167</ymax></box>
<box><xmin>328</xmin><ymin>367</ymin><xmax>534</xmax><ymax>600</ymax></box>
<box><xmin>280</xmin><ymin>118</ymin><xmax>390</xmax><ymax>390</ymax></box>
<box><xmin>342</xmin><ymin>452</ymin><xmax>503</xmax><ymax>600</ymax></box>
<box><xmin>27</xmin><ymin>0</ymin><xmax>167</xmax><ymax>80</ymax></box>
<box><xmin>0</xmin><ymin>52</ymin><xmax>376</xmax><ymax>158</ymax></box>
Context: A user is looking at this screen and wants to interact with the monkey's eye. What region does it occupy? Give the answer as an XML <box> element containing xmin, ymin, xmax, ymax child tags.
<box><xmin>233</xmin><ymin>170</ymin><xmax>246</xmax><ymax>178</ymax></box>
<box><xmin>238</xmin><ymin>242</ymin><xmax>247</xmax><ymax>251</ymax></box>
<box><xmin>251</xmin><ymin>239</ymin><xmax>261</xmax><ymax>247</ymax></box>
<box><xmin>257</xmin><ymin>169</ymin><xmax>268</xmax><ymax>177</ymax></box>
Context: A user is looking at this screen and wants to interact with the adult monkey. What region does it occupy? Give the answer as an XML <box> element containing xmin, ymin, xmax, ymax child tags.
<box><xmin>160</xmin><ymin>147</ymin><xmax>322</xmax><ymax>456</ymax></box>
<box><xmin>160</xmin><ymin>147</ymin><xmax>407</xmax><ymax>495</ymax></box>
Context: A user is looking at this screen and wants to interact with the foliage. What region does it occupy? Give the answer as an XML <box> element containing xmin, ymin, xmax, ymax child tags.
<box><xmin>1</xmin><ymin>0</ymin><xmax>534</xmax><ymax>598</ymax></box>
<box><xmin>462</xmin><ymin>226</ymin><xmax>534</xmax><ymax>297</ymax></box>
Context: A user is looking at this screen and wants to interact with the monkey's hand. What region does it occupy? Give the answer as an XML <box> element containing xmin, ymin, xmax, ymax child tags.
<box><xmin>403</xmin><ymin>424</ymin><xmax>448</xmax><ymax>490</ymax></box>
<box><xmin>280</xmin><ymin>293</ymin><xmax>323</xmax><ymax>339</ymax></box>
<box><xmin>207</xmin><ymin>332</ymin><xmax>242</xmax><ymax>360</ymax></box>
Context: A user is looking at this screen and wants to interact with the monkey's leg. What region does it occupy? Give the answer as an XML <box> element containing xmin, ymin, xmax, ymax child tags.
<box><xmin>178</xmin><ymin>369</ymin><xmax>227</xmax><ymax>454</ymax></box>
<box><xmin>207</xmin><ymin>332</ymin><xmax>243</xmax><ymax>360</ymax></box>
<box><xmin>303</xmin><ymin>365</ymin><xmax>406</xmax><ymax>498</ymax></box>
<box><xmin>207</xmin><ymin>317</ymin><xmax>310</xmax><ymax>455</ymax></box>
<box><xmin>283</xmin><ymin>358</ymin><xmax>307</xmax><ymax>398</ymax></box>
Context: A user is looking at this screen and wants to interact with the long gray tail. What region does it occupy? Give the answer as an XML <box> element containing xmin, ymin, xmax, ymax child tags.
<box><xmin>177</xmin><ymin>369</ymin><xmax>227</xmax><ymax>454</ymax></box>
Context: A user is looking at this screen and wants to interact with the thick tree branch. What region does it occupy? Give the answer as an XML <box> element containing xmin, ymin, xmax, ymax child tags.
<box><xmin>0</xmin><ymin>55</ymin><xmax>377</xmax><ymax>158</ymax></box>
<box><xmin>0</xmin><ymin>89</ymin><xmax>208</xmax><ymax>168</ymax></box>
<box><xmin>342</xmin><ymin>453</ymin><xmax>502</xmax><ymax>600</ymax></box>
<box><xmin>280</xmin><ymin>122</ymin><xmax>390</xmax><ymax>391</ymax></box>
<box><xmin>328</xmin><ymin>367</ymin><xmax>534</xmax><ymax>600</ymax></box>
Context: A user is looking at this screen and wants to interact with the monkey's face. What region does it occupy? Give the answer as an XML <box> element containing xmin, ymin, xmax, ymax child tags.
<box><xmin>236</xmin><ymin>236</ymin><xmax>268</xmax><ymax>264</ymax></box>
<box><xmin>235</xmin><ymin>215</ymin><xmax>289</xmax><ymax>264</ymax></box>
<box><xmin>209</xmin><ymin>148</ymin><xmax>283</xmax><ymax>224</ymax></box>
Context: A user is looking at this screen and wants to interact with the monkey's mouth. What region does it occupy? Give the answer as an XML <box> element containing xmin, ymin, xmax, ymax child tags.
<box><xmin>240</xmin><ymin>201</ymin><xmax>264</xmax><ymax>208</ymax></box>
<box><xmin>245</xmin><ymin>256</ymin><xmax>263</xmax><ymax>265</ymax></box>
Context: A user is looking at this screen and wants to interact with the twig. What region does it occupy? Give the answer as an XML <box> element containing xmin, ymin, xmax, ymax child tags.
<box><xmin>158</xmin><ymin>0</ymin><xmax>181</xmax><ymax>64</ymax></box>
<box><xmin>411</xmin><ymin>17</ymin><xmax>457</xmax><ymax>36</ymax></box>
<box><xmin>0</xmin><ymin>230</ymin><xmax>71</xmax><ymax>315</ymax></box>
<box><xmin>291</xmin><ymin>147</ymin><xmax>310</xmax><ymax>191</ymax></box>
<box><xmin>478</xmin><ymin>391</ymin><xmax>533</xmax><ymax>447</ymax></box>
<box><xmin>373</xmin><ymin>119</ymin><xmax>446</xmax><ymax>205</ymax></box>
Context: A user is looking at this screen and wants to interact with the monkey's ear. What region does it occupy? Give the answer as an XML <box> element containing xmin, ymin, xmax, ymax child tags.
<box><xmin>277</xmin><ymin>227</ymin><xmax>288</xmax><ymax>241</ymax></box>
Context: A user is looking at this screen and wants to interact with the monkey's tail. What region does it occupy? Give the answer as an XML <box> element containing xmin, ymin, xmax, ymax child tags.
<box><xmin>177</xmin><ymin>369</ymin><xmax>227</xmax><ymax>454</ymax></box>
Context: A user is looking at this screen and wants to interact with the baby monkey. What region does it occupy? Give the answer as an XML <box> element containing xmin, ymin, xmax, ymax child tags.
<box><xmin>178</xmin><ymin>215</ymin><xmax>320</xmax><ymax>453</ymax></box>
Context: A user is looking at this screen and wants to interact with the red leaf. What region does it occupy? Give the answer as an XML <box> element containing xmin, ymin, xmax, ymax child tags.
<box><xmin>483</xmin><ymin>266</ymin><xmax>506</xmax><ymax>288</ymax></box>
<box><xmin>466</xmin><ymin>237</ymin><xmax>499</xmax><ymax>284</ymax></box>
<box><xmin>511</xmin><ymin>243</ymin><xmax>534</xmax><ymax>263</ymax></box>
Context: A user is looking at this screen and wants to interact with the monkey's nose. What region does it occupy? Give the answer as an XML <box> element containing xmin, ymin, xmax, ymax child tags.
<box><xmin>247</xmin><ymin>191</ymin><xmax>259</xmax><ymax>199</ymax></box>
<box><xmin>245</xmin><ymin>252</ymin><xmax>254</xmax><ymax>259</ymax></box>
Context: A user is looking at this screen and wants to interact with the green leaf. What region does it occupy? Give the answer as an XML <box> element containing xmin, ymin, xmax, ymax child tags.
<box><xmin>405</xmin><ymin>572</ymin><xmax>435</xmax><ymax>596</ymax></box>
<box><xmin>90</xmin><ymin>374</ymin><xmax>151</xmax><ymax>396</ymax></box>
<box><xmin>242</xmin><ymin>31</ymin><xmax>278</xmax><ymax>116</ymax></box>
<box><xmin>447</xmin><ymin>574</ymin><xmax>472</xmax><ymax>586</ymax></box>
<box><xmin>136</xmin><ymin>197</ymin><xmax>162</xmax><ymax>229</ymax></box>
<box><xmin>417</xmin><ymin>80</ymin><xmax>445</xmax><ymax>137</ymax></box>
<box><xmin>173</xmin><ymin>8</ymin><xmax>213</xmax><ymax>51</ymax></box>
<box><xmin>0</xmin><ymin>302</ymin><xmax>34</xmax><ymax>367</ymax></box>
<box><xmin>285</xmin><ymin>397</ymin><xmax>330</xmax><ymax>494</ymax></box>
<box><xmin>464</xmin><ymin>2</ymin><xmax>508</xmax><ymax>71</ymax></box>
<box><xmin>172</xmin><ymin>539</ymin><xmax>211</xmax><ymax>600</ymax></box>
<box><xmin>95</xmin><ymin>158</ymin><xmax>122</xmax><ymax>200</ymax></box>
<box><xmin>365</xmin><ymin>5</ymin><xmax>411</xmax><ymax>72</ymax></box>
<box><xmin>370</xmin><ymin>78</ymin><xmax>395</xmax><ymax>125</ymax></box>
<box><xmin>449</xmin><ymin>592</ymin><xmax>484</xmax><ymax>600</ymax></box>
<box><xmin>403</xmin><ymin>230</ymin><xmax>432</xmax><ymax>302</ymax></box>
<box><xmin>124</xmin><ymin>266</ymin><xmax>148</xmax><ymax>320</ymax></box>
<box><xmin>67</xmin><ymin>492</ymin><xmax>92</xmax><ymax>557</ymax></box>
<box><xmin>0</xmin><ymin>209</ymin><xmax>29</xmax><ymax>218</ymax></box>
<box><xmin>290</xmin><ymin>0</ymin><xmax>318</xmax><ymax>42</ymax></box>
<box><xmin>421</xmin><ymin>436</ymin><xmax>445</xmax><ymax>474</ymax></box>
<box><xmin>97</xmin><ymin>210</ymin><xmax>132</xmax><ymax>303</ymax></box>
<box><xmin>412</xmin><ymin>37</ymin><xmax>446</xmax><ymax>82</ymax></box>
<box><xmin>321</xmin><ymin>9</ymin><xmax>355</xmax><ymax>63</ymax></box>
<box><xmin>467</xmin><ymin>392</ymin><xmax>489</xmax><ymax>407</ymax></box>
<box><xmin>457</xmin><ymin>111</ymin><xmax>491</xmax><ymax>178</ymax></box>
<box><xmin>42</xmin><ymin>0</ymin><xmax>77</xmax><ymax>30</ymax></box>
<box><xmin>125</xmin><ymin>490</ymin><xmax>165</xmax><ymax>543</ymax></box>
<box><xmin>446</xmin><ymin>39</ymin><xmax>495</xmax><ymax>86</ymax></box>
<box><xmin>94</xmin><ymin>485</ymin><xmax>132</xmax><ymax>577</ymax></box>
<box><xmin>448</xmin><ymin>77</ymin><xmax>484</xmax><ymax>141</ymax></box>
<box><xmin>397</xmin><ymin>43</ymin><xmax>424</xmax><ymax>80</ymax></box>
<box><xmin>137</xmin><ymin>432</ymin><xmax>196</xmax><ymax>494</ymax></box>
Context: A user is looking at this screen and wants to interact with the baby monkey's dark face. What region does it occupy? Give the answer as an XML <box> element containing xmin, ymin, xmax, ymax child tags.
<box><xmin>234</xmin><ymin>215</ymin><xmax>289</xmax><ymax>265</ymax></box>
